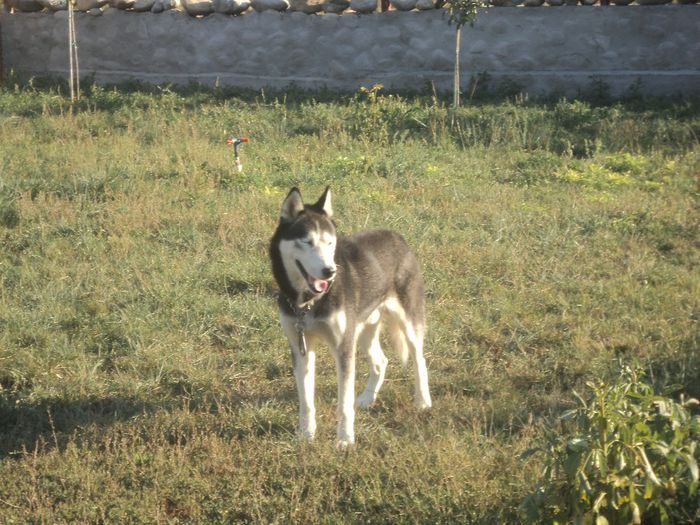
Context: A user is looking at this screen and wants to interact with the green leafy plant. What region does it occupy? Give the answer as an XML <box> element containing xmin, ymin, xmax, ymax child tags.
<box><xmin>521</xmin><ymin>367</ymin><xmax>699</xmax><ymax>524</ymax></box>
<box><xmin>351</xmin><ymin>84</ymin><xmax>419</xmax><ymax>147</ymax></box>
<box><xmin>353</xmin><ymin>83</ymin><xmax>390</xmax><ymax>146</ymax></box>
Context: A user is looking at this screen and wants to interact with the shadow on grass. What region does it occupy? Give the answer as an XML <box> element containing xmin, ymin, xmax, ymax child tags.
<box><xmin>5</xmin><ymin>75</ymin><xmax>699</xmax><ymax>117</ymax></box>
<box><xmin>220</xmin><ymin>277</ymin><xmax>277</xmax><ymax>298</ymax></box>
<box><xmin>0</xmin><ymin>394</ymin><xmax>163</xmax><ymax>459</ymax></box>
<box><xmin>0</xmin><ymin>385</ymin><xmax>301</xmax><ymax>459</ymax></box>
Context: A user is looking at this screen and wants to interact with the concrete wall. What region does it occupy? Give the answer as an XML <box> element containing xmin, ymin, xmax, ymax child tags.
<box><xmin>2</xmin><ymin>7</ymin><xmax>699</xmax><ymax>96</ymax></box>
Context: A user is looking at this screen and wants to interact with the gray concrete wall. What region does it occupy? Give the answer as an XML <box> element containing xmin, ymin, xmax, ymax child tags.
<box><xmin>2</xmin><ymin>7</ymin><xmax>699</xmax><ymax>96</ymax></box>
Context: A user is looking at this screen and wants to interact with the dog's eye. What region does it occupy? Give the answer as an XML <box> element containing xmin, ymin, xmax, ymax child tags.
<box><xmin>303</xmin><ymin>239</ymin><xmax>313</xmax><ymax>245</ymax></box>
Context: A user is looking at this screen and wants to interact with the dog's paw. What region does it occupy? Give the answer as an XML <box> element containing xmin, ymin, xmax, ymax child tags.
<box><xmin>415</xmin><ymin>397</ymin><xmax>432</xmax><ymax>410</ymax></box>
<box><xmin>299</xmin><ymin>429</ymin><xmax>316</xmax><ymax>443</ymax></box>
<box><xmin>355</xmin><ymin>391</ymin><xmax>376</xmax><ymax>410</ymax></box>
<box><xmin>335</xmin><ymin>438</ymin><xmax>355</xmax><ymax>451</ymax></box>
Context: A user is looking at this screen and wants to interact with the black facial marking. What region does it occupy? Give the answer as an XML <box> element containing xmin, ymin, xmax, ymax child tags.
<box><xmin>295</xmin><ymin>260</ymin><xmax>309</xmax><ymax>279</ymax></box>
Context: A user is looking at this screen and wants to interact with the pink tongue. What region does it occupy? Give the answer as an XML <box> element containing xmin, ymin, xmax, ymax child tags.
<box><xmin>311</xmin><ymin>278</ymin><xmax>329</xmax><ymax>293</ymax></box>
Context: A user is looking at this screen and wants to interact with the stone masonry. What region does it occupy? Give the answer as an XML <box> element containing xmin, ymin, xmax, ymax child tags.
<box><xmin>1</xmin><ymin>7</ymin><xmax>699</xmax><ymax>96</ymax></box>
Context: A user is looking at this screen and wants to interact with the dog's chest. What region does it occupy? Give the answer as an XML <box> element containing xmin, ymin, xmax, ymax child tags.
<box><xmin>308</xmin><ymin>308</ymin><xmax>347</xmax><ymax>338</ymax></box>
<box><xmin>282</xmin><ymin>307</ymin><xmax>348</xmax><ymax>349</ymax></box>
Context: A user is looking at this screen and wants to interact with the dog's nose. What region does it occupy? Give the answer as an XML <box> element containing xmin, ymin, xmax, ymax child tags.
<box><xmin>322</xmin><ymin>267</ymin><xmax>336</xmax><ymax>279</ymax></box>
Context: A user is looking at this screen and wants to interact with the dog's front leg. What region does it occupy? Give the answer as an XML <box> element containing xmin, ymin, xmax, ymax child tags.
<box><xmin>333</xmin><ymin>340</ymin><xmax>356</xmax><ymax>449</ymax></box>
<box><xmin>281</xmin><ymin>314</ymin><xmax>316</xmax><ymax>442</ymax></box>
<box><xmin>293</xmin><ymin>348</ymin><xmax>317</xmax><ymax>442</ymax></box>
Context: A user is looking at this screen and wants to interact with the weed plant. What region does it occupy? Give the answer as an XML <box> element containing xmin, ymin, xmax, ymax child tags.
<box><xmin>0</xmin><ymin>80</ymin><xmax>698</xmax><ymax>523</ymax></box>
<box><xmin>522</xmin><ymin>366</ymin><xmax>699</xmax><ymax>524</ymax></box>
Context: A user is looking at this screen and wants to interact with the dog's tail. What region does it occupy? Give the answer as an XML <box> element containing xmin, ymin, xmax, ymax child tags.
<box><xmin>388</xmin><ymin>323</ymin><xmax>410</xmax><ymax>366</ymax></box>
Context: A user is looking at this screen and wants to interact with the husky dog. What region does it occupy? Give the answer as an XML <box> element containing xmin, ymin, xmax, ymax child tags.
<box><xmin>269</xmin><ymin>187</ymin><xmax>432</xmax><ymax>448</ymax></box>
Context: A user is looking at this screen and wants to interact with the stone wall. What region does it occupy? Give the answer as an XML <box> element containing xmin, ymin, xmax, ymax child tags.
<box><xmin>2</xmin><ymin>6</ymin><xmax>700</xmax><ymax>96</ymax></box>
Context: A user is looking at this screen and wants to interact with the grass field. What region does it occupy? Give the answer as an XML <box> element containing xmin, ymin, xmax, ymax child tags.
<box><xmin>0</xmin><ymin>81</ymin><xmax>698</xmax><ymax>523</ymax></box>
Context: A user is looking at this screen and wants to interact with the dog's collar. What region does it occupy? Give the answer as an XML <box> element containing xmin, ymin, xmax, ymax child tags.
<box><xmin>284</xmin><ymin>294</ymin><xmax>312</xmax><ymax>356</ymax></box>
<box><xmin>284</xmin><ymin>293</ymin><xmax>312</xmax><ymax>318</ymax></box>
<box><xmin>281</xmin><ymin>280</ymin><xmax>333</xmax><ymax>357</ymax></box>
<box><xmin>283</xmin><ymin>273</ymin><xmax>334</xmax><ymax>312</ymax></box>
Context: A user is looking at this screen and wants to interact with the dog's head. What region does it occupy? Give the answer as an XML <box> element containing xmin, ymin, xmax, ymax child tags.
<box><xmin>271</xmin><ymin>187</ymin><xmax>337</xmax><ymax>299</ymax></box>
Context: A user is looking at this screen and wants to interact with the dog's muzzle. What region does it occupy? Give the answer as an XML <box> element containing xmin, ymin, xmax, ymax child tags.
<box><xmin>296</xmin><ymin>260</ymin><xmax>334</xmax><ymax>295</ymax></box>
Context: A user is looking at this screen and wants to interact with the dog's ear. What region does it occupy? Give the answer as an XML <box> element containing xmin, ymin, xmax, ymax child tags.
<box><xmin>312</xmin><ymin>186</ymin><xmax>333</xmax><ymax>218</ymax></box>
<box><xmin>280</xmin><ymin>187</ymin><xmax>304</xmax><ymax>222</ymax></box>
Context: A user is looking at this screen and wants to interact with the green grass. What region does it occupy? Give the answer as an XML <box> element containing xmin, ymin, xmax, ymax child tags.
<box><xmin>0</xmin><ymin>81</ymin><xmax>698</xmax><ymax>523</ymax></box>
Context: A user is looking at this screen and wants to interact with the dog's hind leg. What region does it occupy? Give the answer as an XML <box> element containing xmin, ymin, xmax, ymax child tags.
<box><xmin>355</xmin><ymin>320</ymin><xmax>388</xmax><ymax>409</ymax></box>
<box><xmin>386</xmin><ymin>299</ymin><xmax>432</xmax><ymax>410</ymax></box>
<box><xmin>404</xmin><ymin>321</ymin><xmax>432</xmax><ymax>410</ymax></box>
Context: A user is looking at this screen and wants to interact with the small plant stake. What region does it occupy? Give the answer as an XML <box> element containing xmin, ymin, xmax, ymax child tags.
<box><xmin>226</xmin><ymin>136</ymin><xmax>249</xmax><ymax>173</ymax></box>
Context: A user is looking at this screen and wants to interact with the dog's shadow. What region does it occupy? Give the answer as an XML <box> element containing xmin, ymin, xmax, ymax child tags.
<box><xmin>0</xmin><ymin>386</ymin><xmax>302</xmax><ymax>459</ymax></box>
<box><xmin>0</xmin><ymin>394</ymin><xmax>161</xmax><ymax>459</ymax></box>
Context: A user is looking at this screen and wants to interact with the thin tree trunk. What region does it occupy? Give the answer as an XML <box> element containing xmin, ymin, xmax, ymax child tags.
<box><xmin>453</xmin><ymin>26</ymin><xmax>461</xmax><ymax>109</ymax></box>
<box><xmin>68</xmin><ymin>0</ymin><xmax>74</xmax><ymax>102</ymax></box>
<box><xmin>68</xmin><ymin>1</ymin><xmax>80</xmax><ymax>102</ymax></box>
<box><xmin>71</xmin><ymin>7</ymin><xmax>80</xmax><ymax>100</ymax></box>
